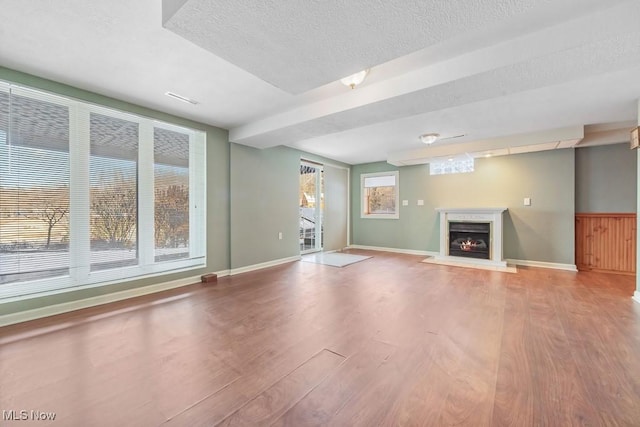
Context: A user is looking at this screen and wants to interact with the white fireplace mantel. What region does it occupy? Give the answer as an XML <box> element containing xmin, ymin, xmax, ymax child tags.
<box><xmin>435</xmin><ymin>207</ymin><xmax>508</xmax><ymax>268</ymax></box>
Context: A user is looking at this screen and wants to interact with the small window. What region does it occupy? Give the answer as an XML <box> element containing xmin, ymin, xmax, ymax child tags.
<box><xmin>430</xmin><ymin>156</ymin><xmax>474</xmax><ymax>175</ymax></box>
<box><xmin>361</xmin><ymin>171</ymin><xmax>399</xmax><ymax>219</ymax></box>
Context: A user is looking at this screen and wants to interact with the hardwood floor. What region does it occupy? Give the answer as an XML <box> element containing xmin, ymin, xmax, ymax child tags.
<box><xmin>1</xmin><ymin>250</ymin><xmax>639</xmax><ymax>426</ymax></box>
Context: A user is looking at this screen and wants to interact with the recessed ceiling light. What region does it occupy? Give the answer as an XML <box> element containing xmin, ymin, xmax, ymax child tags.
<box><xmin>485</xmin><ymin>153</ymin><xmax>492</xmax><ymax>158</ymax></box>
<box><xmin>448</xmin><ymin>158</ymin><xmax>454</xmax><ymax>162</ymax></box>
<box><xmin>165</xmin><ymin>91</ymin><xmax>198</xmax><ymax>105</ymax></box>
<box><xmin>419</xmin><ymin>133</ymin><xmax>440</xmax><ymax>144</ymax></box>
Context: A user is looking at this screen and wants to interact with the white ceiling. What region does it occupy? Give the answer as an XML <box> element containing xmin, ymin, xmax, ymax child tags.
<box><xmin>0</xmin><ymin>0</ymin><xmax>639</xmax><ymax>165</ymax></box>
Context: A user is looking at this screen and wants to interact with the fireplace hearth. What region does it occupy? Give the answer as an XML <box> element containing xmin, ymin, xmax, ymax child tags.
<box><xmin>448</xmin><ymin>222</ymin><xmax>490</xmax><ymax>259</ymax></box>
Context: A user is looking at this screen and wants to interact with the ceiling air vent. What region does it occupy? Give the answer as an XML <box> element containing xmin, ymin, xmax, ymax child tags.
<box><xmin>165</xmin><ymin>91</ymin><xmax>198</xmax><ymax>105</ymax></box>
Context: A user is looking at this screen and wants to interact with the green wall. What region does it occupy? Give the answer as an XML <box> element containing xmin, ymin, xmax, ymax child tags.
<box><xmin>351</xmin><ymin>149</ymin><xmax>576</xmax><ymax>265</ymax></box>
<box><xmin>575</xmin><ymin>143</ymin><xmax>637</xmax><ymax>213</ymax></box>
<box><xmin>0</xmin><ymin>67</ymin><xmax>230</xmax><ymax>315</ymax></box>
<box><xmin>229</xmin><ymin>143</ymin><xmax>349</xmax><ymax>269</ymax></box>
<box><xmin>3</xmin><ymin>65</ymin><xmax>626</xmax><ymax>315</ymax></box>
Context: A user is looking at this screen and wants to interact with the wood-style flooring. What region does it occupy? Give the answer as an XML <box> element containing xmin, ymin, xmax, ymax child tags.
<box><xmin>1</xmin><ymin>250</ymin><xmax>640</xmax><ymax>426</ymax></box>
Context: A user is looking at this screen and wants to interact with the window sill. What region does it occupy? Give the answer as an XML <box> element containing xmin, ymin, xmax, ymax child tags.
<box><xmin>361</xmin><ymin>214</ymin><xmax>399</xmax><ymax>220</ymax></box>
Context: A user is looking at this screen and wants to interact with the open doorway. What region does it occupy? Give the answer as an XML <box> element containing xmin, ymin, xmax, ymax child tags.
<box><xmin>300</xmin><ymin>161</ymin><xmax>323</xmax><ymax>253</ymax></box>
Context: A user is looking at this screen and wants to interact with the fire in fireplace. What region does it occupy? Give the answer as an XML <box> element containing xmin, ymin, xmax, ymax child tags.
<box><xmin>448</xmin><ymin>221</ymin><xmax>490</xmax><ymax>259</ymax></box>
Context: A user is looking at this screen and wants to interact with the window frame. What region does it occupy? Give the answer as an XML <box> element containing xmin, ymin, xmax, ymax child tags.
<box><xmin>0</xmin><ymin>82</ymin><xmax>207</xmax><ymax>302</ymax></box>
<box><xmin>360</xmin><ymin>171</ymin><xmax>400</xmax><ymax>220</ymax></box>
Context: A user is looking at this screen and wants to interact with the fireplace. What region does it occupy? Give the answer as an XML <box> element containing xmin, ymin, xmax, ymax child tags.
<box><xmin>448</xmin><ymin>222</ymin><xmax>490</xmax><ymax>259</ymax></box>
<box><xmin>435</xmin><ymin>207</ymin><xmax>507</xmax><ymax>268</ymax></box>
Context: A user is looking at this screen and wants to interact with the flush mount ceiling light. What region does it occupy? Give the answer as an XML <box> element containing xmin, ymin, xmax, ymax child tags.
<box><xmin>340</xmin><ymin>69</ymin><xmax>369</xmax><ymax>89</ymax></box>
<box><xmin>419</xmin><ymin>133</ymin><xmax>440</xmax><ymax>145</ymax></box>
<box><xmin>165</xmin><ymin>91</ymin><xmax>198</xmax><ymax>105</ymax></box>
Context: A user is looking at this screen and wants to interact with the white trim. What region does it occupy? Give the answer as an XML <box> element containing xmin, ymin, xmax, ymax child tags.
<box><xmin>632</xmin><ymin>291</ymin><xmax>640</xmax><ymax>304</ymax></box>
<box><xmin>0</xmin><ymin>261</ymin><xmax>206</xmax><ymax>304</ymax></box>
<box><xmin>215</xmin><ymin>269</ymin><xmax>231</xmax><ymax>277</ymax></box>
<box><xmin>0</xmin><ymin>81</ymin><xmax>208</xmax><ymax>300</ymax></box>
<box><xmin>435</xmin><ymin>207</ymin><xmax>507</xmax><ymax>267</ymax></box>
<box><xmin>422</xmin><ymin>257</ymin><xmax>517</xmax><ymax>273</ymax></box>
<box><xmin>0</xmin><ymin>273</ymin><xmax>212</xmax><ymax>327</ymax></box>
<box><xmin>360</xmin><ymin>171</ymin><xmax>399</xmax><ymax>220</ymax></box>
<box><xmin>348</xmin><ymin>244</ymin><xmax>438</xmax><ymax>257</ymax></box>
<box><xmin>229</xmin><ymin>256</ymin><xmax>301</xmax><ymax>275</ymax></box>
<box><xmin>506</xmin><ymin>258</ymin><xmax>578</xmax><ymax>272</ymax></box>
<box><xmin>350</xmin><ymin>245</ymin><xmax>578</xmax><ymax>272</ymax></box>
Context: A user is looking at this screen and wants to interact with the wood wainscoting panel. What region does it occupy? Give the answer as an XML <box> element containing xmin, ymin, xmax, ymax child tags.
<box><xmin>575</xmin><ymin>213</ymin><xmax>636</xmax><ymax>274</ymax></box>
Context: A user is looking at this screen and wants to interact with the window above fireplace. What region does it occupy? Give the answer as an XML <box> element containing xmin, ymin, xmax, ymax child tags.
<box><xmin>430</xmin><ymin>156</ymin><xmax>474</xmax><ymax>175</ymax></box>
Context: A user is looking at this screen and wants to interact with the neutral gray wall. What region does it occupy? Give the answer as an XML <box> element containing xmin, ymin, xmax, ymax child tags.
<box><xmin>0</xmin><ymin>67</ymin><xmax>230</xmax><ymax>316</ymax></box>
<box><xmin>230</xmin><ymin>143</ymin><xmax>350</xmax><ymax>269</ymax></box>
<box><xmin>351</xmin><ymin>149</ymin><xmax>576</xmax><ymax>265</ymax></box>
<box><xmin>575</xmin><ymin>143</ymin><xmax>637</xmax><ymax>213</ymax></box>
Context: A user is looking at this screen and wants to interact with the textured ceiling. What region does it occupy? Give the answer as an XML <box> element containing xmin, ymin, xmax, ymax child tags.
<box><xmin>0</xmin><ymin>0</ymin><xmax>637</xmax><ymax>165</ymax></box>
<box><xmin>164</xmin><ymin>0</ymin><xmax>547</xmax><ymax>93</ymax></box>
<box><xmin>164</xmin><ymin>0</ymin><xmax>608</xmax><ymax>94</ymax></box>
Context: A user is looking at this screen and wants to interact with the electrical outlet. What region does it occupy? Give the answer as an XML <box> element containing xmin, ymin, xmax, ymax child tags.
<box><xmin>524</xmin><ymin>197</ymin><xmax>531</xmax><ymax>206</ymax></box>
<box><xmin>278</xmin><ymin>232</ymin><xmax>283</xmax><ymax>240</ymax></box>
<box><xmin>402</xmin><ymin>200</ymin><xmax>409</xmax><ymax>206</ymax></box>
<box><xmin>417</xmin><ymin>200</ymin><xmax>424</xmax><ymax>206</ymax></box>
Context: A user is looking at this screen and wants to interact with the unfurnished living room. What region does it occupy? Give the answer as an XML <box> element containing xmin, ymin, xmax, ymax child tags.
<box><xmin>1</xmin><ymin>1</ymin><xmax>640</xmax><ymax>425</ymax></box>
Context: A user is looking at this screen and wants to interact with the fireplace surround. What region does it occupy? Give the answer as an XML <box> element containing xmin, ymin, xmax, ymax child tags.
<box><xmin>435</xmin><ymin>208</ymin><xmax>507</xmax><ymax>267</ymax></box>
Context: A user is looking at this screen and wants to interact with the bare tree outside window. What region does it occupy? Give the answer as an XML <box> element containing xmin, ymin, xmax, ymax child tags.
<box><xmin>34</xmin><ymin>201</ymin><xmax>68</xmax><ymax>249</ymax></box>
<box><xmin>154</xmin><ymin>183</ymin><xmax>189</xmax><ymax>249</ymax></box>
<box><xmin>365</xmin><ymin>186</ymin><xmax>396</xmax><ymax>214</ymax></box>
<box><xmin>90</xmin><ymin>174</ymin><xmax>137</xmax><ymax>248</ymax></box>
<box><xmin>361</xmin><ymin>172</ymin><xmax>399</xmax><ymax>219</ymax></box>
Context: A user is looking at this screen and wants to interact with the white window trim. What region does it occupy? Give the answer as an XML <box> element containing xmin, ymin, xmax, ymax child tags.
<box><xmin>360</xmin><ymin>171</ymin><xmax>400</xmax><ymax>219</ymax></box>
<box><xmin>0</xmin><ymin>83</ymin><xmax>207</xmax><ymax>301</ymax></box>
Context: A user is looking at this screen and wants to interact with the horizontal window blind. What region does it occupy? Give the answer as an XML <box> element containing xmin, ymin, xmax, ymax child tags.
<box><xmin>0</xmin><ymin>86</ymin><xmax>71</xmax><ymax>287</ymax></box>
<box><xmin>0</xmin><ymin>82</ymin><xmax>206</xmax><ymax>300</ymax></box>
<box><xmin>363</xmin><ymin>174</ymin><xmax>395</xmax><ymax>188</ymax></box>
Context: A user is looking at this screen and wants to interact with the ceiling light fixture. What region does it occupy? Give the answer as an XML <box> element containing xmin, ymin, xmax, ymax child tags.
<box><xmin>419</xmin><ymin>133</ymin><xmax>440</xmax><ymax>145</ymax></box>
<box><xmin>165</xmin><ymin>91</ymin><xmax>198</xmax><ymax>105</ymax></box>
<box><xmin>340</xmin><ymin>69</ymin><xmax>369</xmax><ymax>89</ymax></box>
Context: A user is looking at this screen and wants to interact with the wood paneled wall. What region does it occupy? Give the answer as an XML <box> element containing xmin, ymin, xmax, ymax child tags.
<box><xmin>575</xmin><ymin>213</ymin><xmax>636</xmax><ymax>274</ymax></box>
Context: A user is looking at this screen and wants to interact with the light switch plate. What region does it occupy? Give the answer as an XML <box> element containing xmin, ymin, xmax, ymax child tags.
<box><xmin>402</xmin><ymin>200</ymin><xmax>409</xmax><ymax>206</ymax></box>
<box><xmin>524</xmin><ymin>197</ymin><xmax>531</xmax><ymax>206</ymax></box>
<box><xmin>417</xmin><ymin>200</ymin><xmax>424</xmax><ymax>206</ymax></box>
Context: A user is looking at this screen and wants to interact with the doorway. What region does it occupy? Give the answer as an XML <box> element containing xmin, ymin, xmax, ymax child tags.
<box><xmin>299</xmin><ymin>161</ymin><xmax>323</xmax><ymax>253</ymax></box>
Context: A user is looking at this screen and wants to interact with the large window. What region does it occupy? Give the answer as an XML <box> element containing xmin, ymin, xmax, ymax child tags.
<box><xmin>90</xmin><ymin>112</ymin><xmax>139</xmax><ymax>271</ymax></box>
<box><xmin>0</xmin><ymin>83</ymin><xmax>206</xmax><ymax>300</ymax></box>
<box><xmin>361</xmin><ymin>171</ymin><xmax>399</xmax><ymax>219</ymax></box>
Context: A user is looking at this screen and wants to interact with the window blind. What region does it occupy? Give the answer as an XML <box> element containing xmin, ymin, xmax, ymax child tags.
<box><xmin>0</xmin><ymin>85</ymin><xmax>71</xmax><ymax>287</ymax></box>
<box><xmin>0</xmin><ymin>82</ymin><xmax>207</xmax><ymax>300</ymax></box>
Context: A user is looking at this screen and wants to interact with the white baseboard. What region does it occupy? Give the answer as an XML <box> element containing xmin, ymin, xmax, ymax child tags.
<box><xmin>229</xmin><ymin>255</ymin><xmax>301</xmax><ymax>276</ymax></box>
<box><xmin>0</xmin><ymin>273</ymin><xmax>209</xmax><ymax>327</ymax></box>
<box><xmin>348</xmin><ymin>245</ymin><xmax>438</xmax><ymax>257</ymax></box>
<box><xmin>633</xmin><ymin>291</ymin><xmax>640</xmax><ymax>304</ymax></box>
<box><xmin>0</xmin><ymin>256</ymin><xmax>303</xmax><ymax>327</ymax></box>
<box><xmin>349</xmin><ymin>245</ymin><xmax>578</xmax><ymax>272</ymax></box>
<box><xmin>506</xmin><ymin>258</ymin><xmax>578</xmax><ymax>272</ymax></box>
